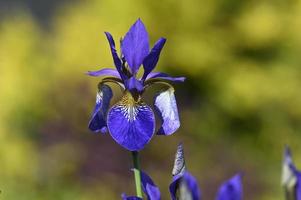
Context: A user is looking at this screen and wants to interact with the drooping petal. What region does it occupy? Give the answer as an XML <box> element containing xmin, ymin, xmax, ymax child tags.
<box><xmin>146</xmin><ymin>72</ymin><xmax>185</xmax><ymax>82</ymax></box>
<box><xmin>169</xmin><ymin>171</ymin><xmax>201</xmax><ymax>200</ymax></box>
<box><xmin>107</xmin><ymin>92</ymin><xmax>155</xmax><ymax>151</ymax></box>
<box><xmin>125</xmin><ymin>76</ymin><xmax>144</xmax><ymax>93</ymax></box>
<box><xmin>172</xmin><ymin>143</ymin><xmax>186</xmax><ymax>176</ymax></box>
<box><xmin>215</xmin><ymin>174</ymin><xmax>242</xmax><ymax>200</ymax></box>
<box><xmin>154</xmin><ymin>87</ymin><xmax>180</xmax><ymax>135</ymax></box>
<box><xmin>282</xmin><ymin>146</ymin><xmax>300</xmax><ymax>200</ymax></box>
<box><xmin>141</xmin><ymin>171</ymin><xmax>161</xmax><ymax>200</ymax></box>
<box><xmin>88</xmin><ymin>84</ymin><xmax>113</xmax><ymax>133</ymax></box>
<box><xmin>121</xmin><ymin>19</ymin><xmax>149</xmax><ymax>74</ymax></box>
<box><xmin>121</xmin><ymin>194</ymin><xmax>142</xmax><ymax>200</ymax></box>
<box><xmin>142</xmin><ymin>38</ymin><xmax>166</xmax><ymax>80</ymax></box>
<box><xmin>105</xmin><ymin>32</ymin><xmax>126</xmax><ymax>80</ymax></box>
<box><xmin>86</xmin><ymin>68</ymin><xmax>121</xmax><ymax>79</ymax></box>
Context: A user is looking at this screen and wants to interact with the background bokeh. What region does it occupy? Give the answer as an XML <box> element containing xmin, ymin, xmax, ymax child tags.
<box><xmin>1</xmin><ymin>0</ymin><xmax>301</xmax><ymax>199</ymax></box>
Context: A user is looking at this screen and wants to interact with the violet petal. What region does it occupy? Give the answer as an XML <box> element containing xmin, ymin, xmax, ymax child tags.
<box><xmin>121</xmin><ymin>194</ymin><xmax>142</xmax><ymax>200</ymax></box>
<box><xmin>125</xmin><ymin>76</ymin><xmax>144</xmax><ymax>93</ymax></box>
<box><xmin>146</xmin><ymin>72</ymin><xmax>185</xmax><ymax>82</ymax></box>
<box><xmin>121</xmin><ymin>19</ymin><xmax>149</xmax><ymax>74</ymax></box>
<box><xmin>86</xmin><ymin>68</ymin><xmax>121</xmax><ymax>79</ymax></box>
<box><xmin>107</xmin><ymin>92</ymin><xmax>155</xmax><ymax>151</ymax></box>
<box><xmin>142</xmin><ymin>38</ymin><xmax>166</xmax><ymax>80</ymax></box>
<box><xmin>215</xmin><ymin>174</ymin><xmax>242</xmax><ymax>200</ymax></box>
<box><xmin>105</xmin><ymin>32</ymin><xmax>126</xmax><ymax>80</ymax></box>
<box><xmin>88</xmin><ymin>84</ymin><xmax>113</xmax><ymax>133</ymax></box>
<box><xmin>141</xmin><ymin>171</ymin><xmax>161</xmax><ymax>200</ymax></box>
<box><xmin>169</xmin><ymin>171</ymin><xmax>201</xmax><ymax>200</ymax></box>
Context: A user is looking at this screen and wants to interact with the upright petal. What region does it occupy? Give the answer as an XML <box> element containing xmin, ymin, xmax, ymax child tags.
<box><xmin>146</xmin><ymin>72</ymin><xmax>186</xmax><ymax>82</ymax></box>
<box><xmin>107</xmin><ymin>92</ymin><xmax>155</xmax><ymax>151</ymax></box>
<box><xmin>183</xmin><ymin>172</ymin><xmax>202</xmax><ymax>200</ymax></box>
<box><xmin>142</xmin><ymin>38</ymin><xmax>166</xmax><ymax>80</ymax></box>
<box><xmin>105</xmin><ymin>32</ymin><xmax>126</xmax><ymax>80</ymax></box>
<box><xmin>169</xmin><ymin>172</ymin><xmax>201</xmax><ymax>200</ymax></box>
<box><xmin>88</xmin><ymin>84</ymin><xmax>113</xmax><ymax>133</ymax></box>
<box><xmin>122</xmin><ymin>19</ymin><xmax>149</xmax><ymax>74</ymax></box>
<box><xmin>215</xmin><ymin>174</ymin><xmax>242</xmax><ymax>200</ymax></box>
<box><xmin>86</xmin><ymin>68</ymin><xmax>121</xmax><ymax>79</ymax></box>
<box><xmin>141</xmin><ymin>171</ymin><xmax>161</xmax><ymax>200</ymax></box>
<box><xmin>154</xmin><ymin>87</ymin><xmax>180</xmax><ymax>135</ymax></box>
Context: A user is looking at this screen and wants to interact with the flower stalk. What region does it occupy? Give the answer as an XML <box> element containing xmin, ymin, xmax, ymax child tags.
<box><xmin>132</xmin><ymin>151</ymin><xmax>143</xmax><ymax>198</ymax></box>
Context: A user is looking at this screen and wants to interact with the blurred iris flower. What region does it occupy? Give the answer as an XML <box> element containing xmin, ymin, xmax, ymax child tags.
<box><xmin>170</xmin><ymin>144</ymin><xmax>242</xmax><ymax>200</ymax></box>
<box><xmin>87</xmin><ymin>19</ymin><xmax>184</xmax><ymax>151</ymax></box>
<box><xmin>282</xmin><ymin>146</ymin><xmax>301</xmax><ymax>200</ymax></box>
<box><xmin>122</xmin><ymin>170</ymin><xmax>161</xmax><ymax>200</ymax></box>
<box><xmin>215</xmin><ymin>174</ymin><xmax>242</xmax><ymax>200</ymax></box>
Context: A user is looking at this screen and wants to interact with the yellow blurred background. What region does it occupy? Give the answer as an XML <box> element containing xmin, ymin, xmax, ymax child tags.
<box><xmin>1</xmin><ymin>0</ymin><xmax>301</xmax><ymax>199</ymax></box>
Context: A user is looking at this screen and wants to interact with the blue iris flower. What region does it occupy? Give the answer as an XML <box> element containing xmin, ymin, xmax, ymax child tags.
<box><xmin>87</xmin><ymin>19</ymin><xmax>185</xmax><ymax>151</ymax></box>
<box><xmin>169</xmin><ymin>144</ymin><xmax>242</xmax><ymax>200</ymax></box>
<box><xmin>282</xmin><ymin>146</ymin><xmax>301</xmax><ymax>200</ymax></box>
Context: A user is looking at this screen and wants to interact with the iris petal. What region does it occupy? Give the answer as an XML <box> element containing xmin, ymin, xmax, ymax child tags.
<box><xmin>121</xmin><ymin>194</ymin><xmax>142</xmax><ymax>200</ymax></box>
<box><xmin>146</xmin><ymin>72</ymin><xmax>185</xmax><ymax>82</ymax></box>
<box><xmin>282</xmin><ymin>146</ymin><xmax>297</xmax><ymax>187</ymax></box>
<box><xmin>215</xmin><ymin>174</ymin><xmax>242</xmax><ymax>200</ymax></box>
<box><xmin>142</xmin><ymin>38</ymin><xmax>166</xmax><ymax>80</ymax></box>
<box><xmin>125</xmin><ymin>77</ymin><xmax>144</xmax><ymax>93</ymax></box>
<box><xmin>86</xmin><ymin>68</ymin><xmax>121</xmax><ymax>78</ymax></box>
<box><xmin>282</xmin><ymin>146</ymin><xmax>300</xmax><ymax>200</ymax></box>
<box><xmin>107</xmin><ymin>92</ymin><xmax>155</xmax><ymax>151</ymax></box>
<box><xmin>297</xmin><ymin>175</ymin><xmax>301</xmax><ymax>200</ymax></box>
<box><xmin>169</xmin><ymin>172</ymin><xmax>201</xmax><ymax>200</ymax></box>
<box><xmin>154</xmin><ymin>87</ymin><xmax>180</xmax><ymax>135</ymax></box>
<box><xmin>122</xmin><ymin>19</ymin><xmax>149</xmax><ymax>74</ymax></box>
<box><xmin>88</xmin><ymin>84</ymin><xmax>113</xmax><ymax>133</ymax></box>
<box><xmin>141</xmin><ymin>171</ymin><xmax>161</xmax><ymax>200</ymax></box>
<box><xmin>104</xmin><ymin>32</ymin><xmax>126</xmax><ymax>80</ymax></box>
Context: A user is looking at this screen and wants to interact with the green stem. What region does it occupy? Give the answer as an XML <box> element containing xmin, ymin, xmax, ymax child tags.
<box><xmin>132</xmin><ymin>151</ymin><xmax>143</xmax><ymax>198</ymax></box>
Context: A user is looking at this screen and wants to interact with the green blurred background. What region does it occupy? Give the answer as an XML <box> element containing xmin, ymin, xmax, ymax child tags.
<box><xmin>1</xmin><ymin>0</ymin><xmax>301</xmax><ymax>199</ymax></box>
